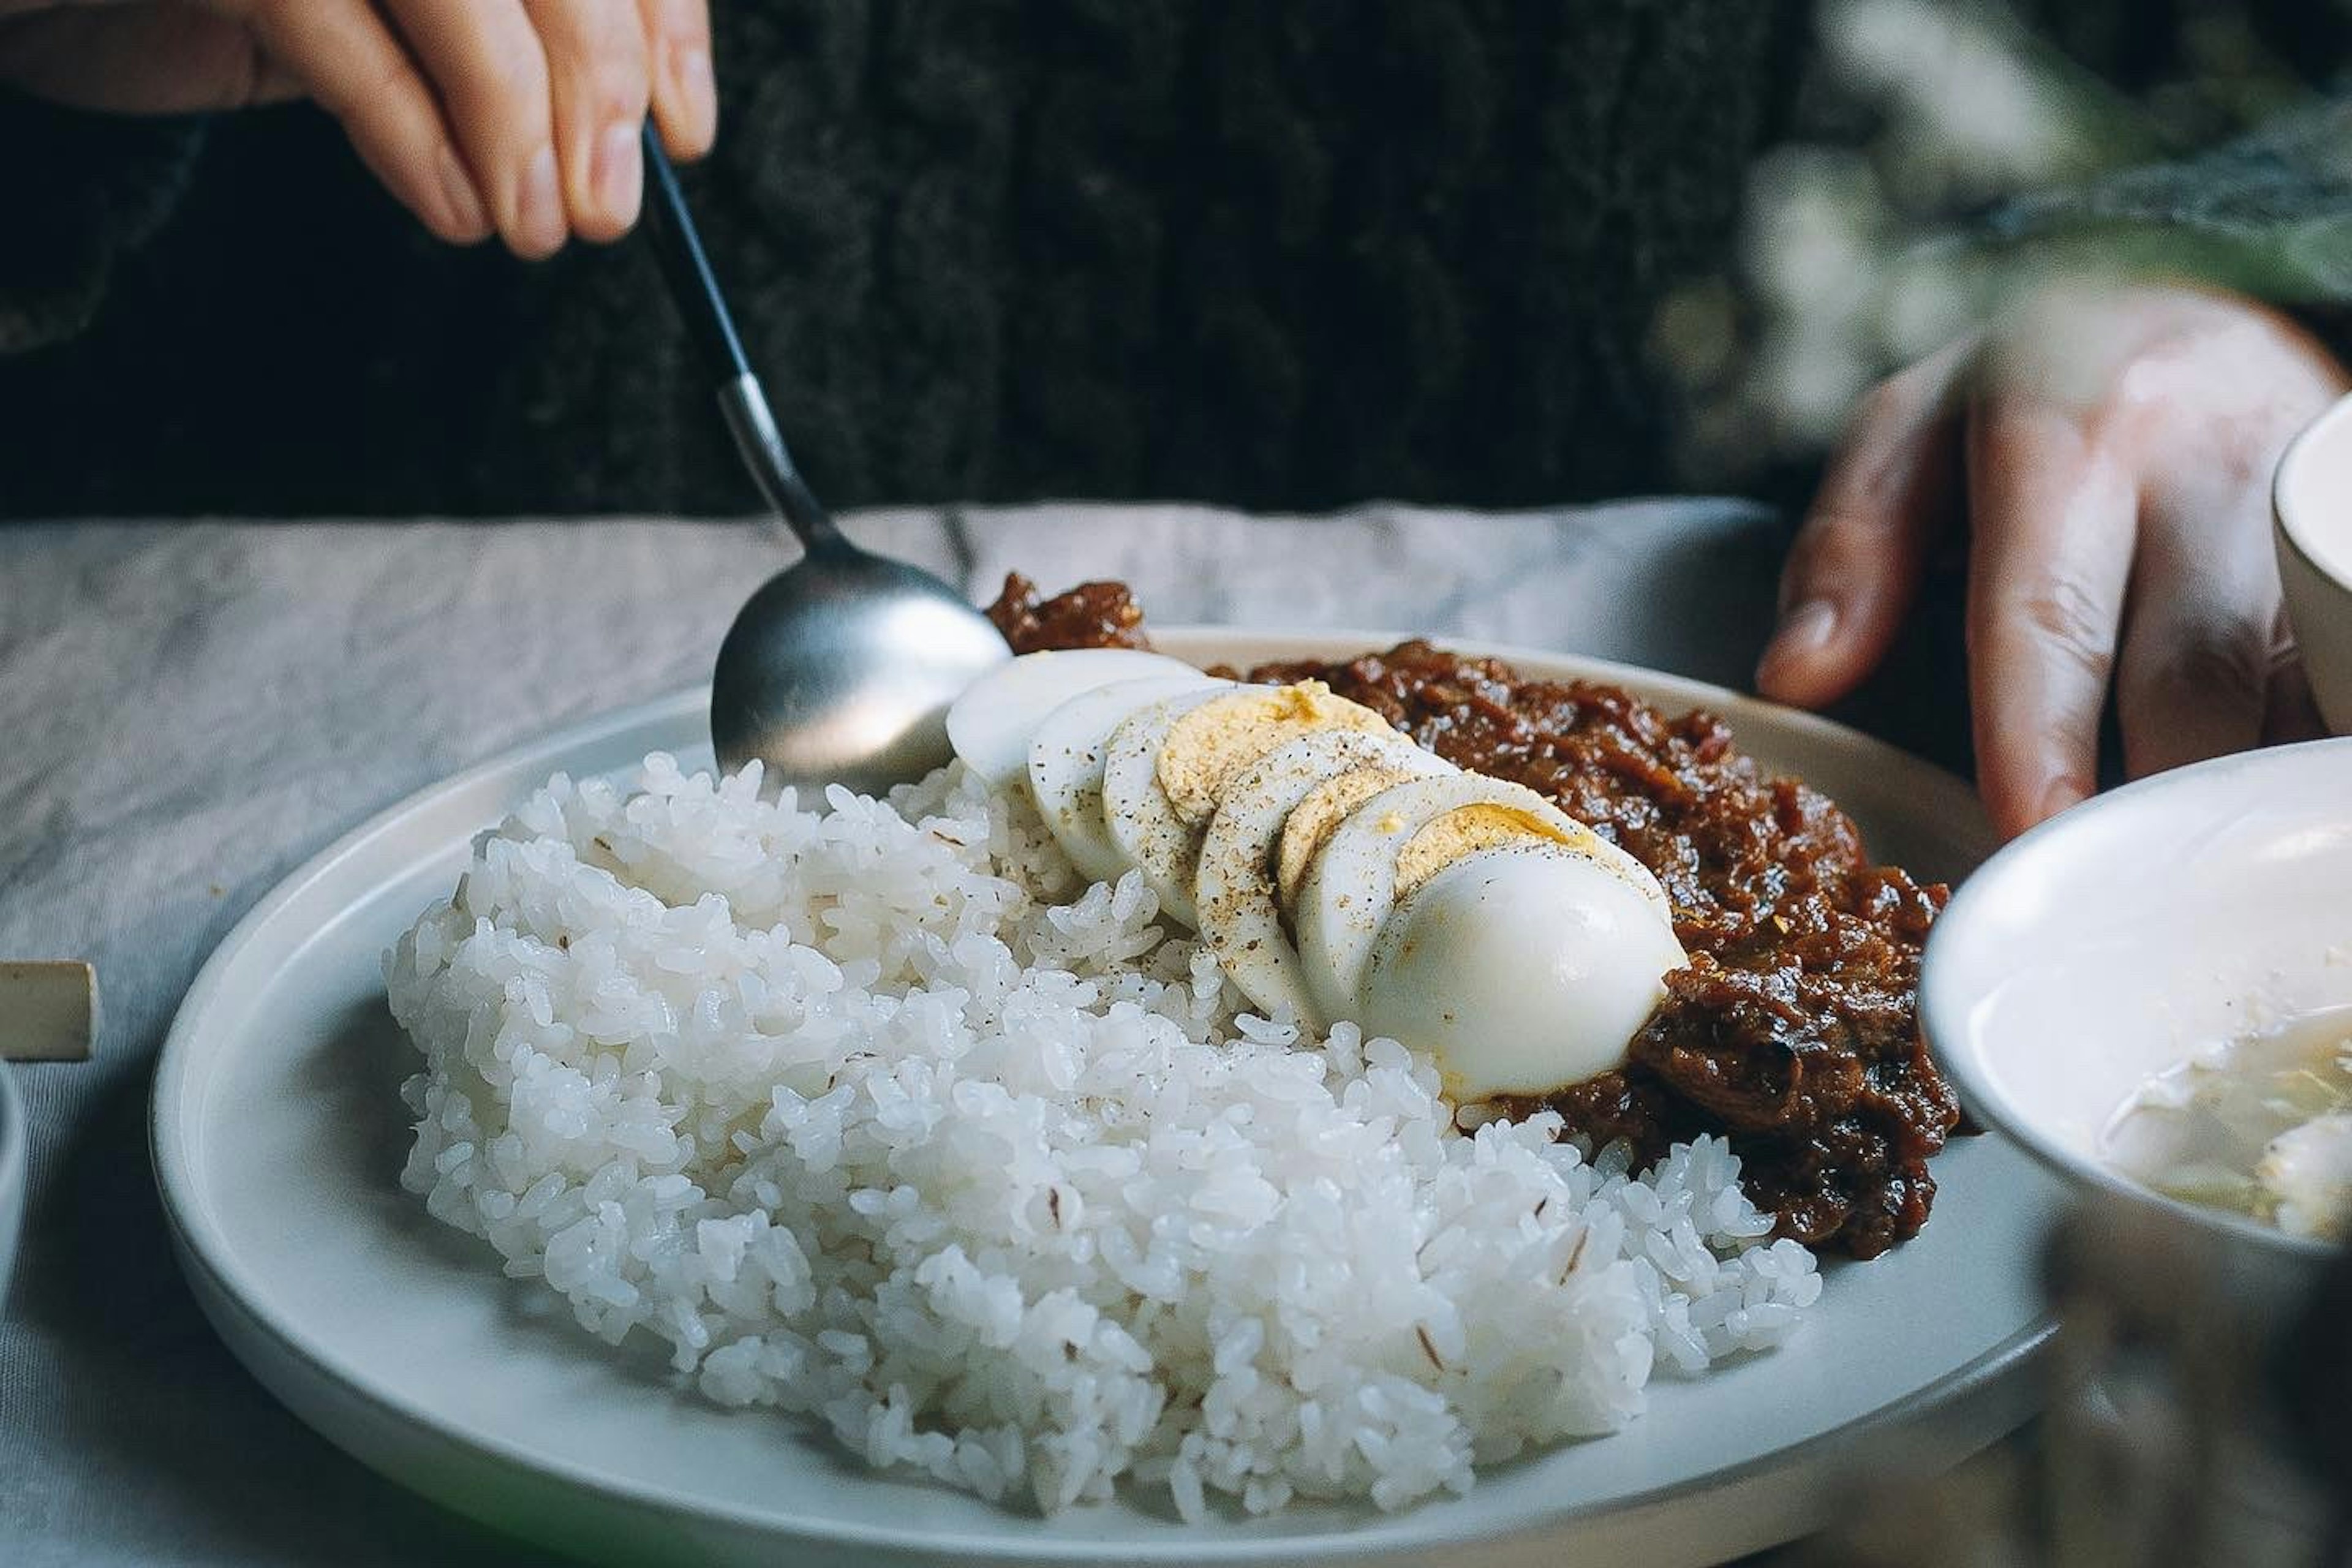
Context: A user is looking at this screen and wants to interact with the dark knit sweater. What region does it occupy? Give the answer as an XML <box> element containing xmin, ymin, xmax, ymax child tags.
<box><xmin>0</xmin><ymin>1</ymin><xmax>2345</xmax><ymax>518</ymax></box>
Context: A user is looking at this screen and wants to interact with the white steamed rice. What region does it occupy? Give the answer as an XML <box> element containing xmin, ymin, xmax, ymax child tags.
<box><xmin>387</xmin><ymin>752</ymin><xmax>1820</xmax><ymax>1520</ymax></box>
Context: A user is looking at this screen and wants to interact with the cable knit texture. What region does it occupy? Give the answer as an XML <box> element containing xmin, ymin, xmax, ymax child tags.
<box><xmin>1</xmin><ymin>0</ymin><xmax>2347</xmax><ymax>516</ymax></box>
<box><xmin>0</xmin><ymin>96</ymin><xmax>202</xmax><ymax>356</ymax></box>
<box><xmin>0</xmin><ymin>1</ymin><xmax>1806</xmax><ymax>515</ymax></box>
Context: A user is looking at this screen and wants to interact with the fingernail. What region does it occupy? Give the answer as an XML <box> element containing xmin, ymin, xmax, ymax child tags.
<box><xmin>672</xmin><ymin>44</ymin><xmax>717</xmax><ymax>146</ymax></box>
<box><xmin>516</xmin><ymin>144</ymin><xmax>565</xmax><ymax>255</ymax></box>
<box><xmin>1757</xmin><ymin>598</ymin><xmax>1838</xmax><ymax>690</ymax></box>
<box><xmin>592</xmin><ymin>121</ymin><xmax>643</xmax><ymax>222</ymax></box>
<box><xmin>2037</xmin><ymin>777</ymin><xmax>2090</xmax><ymax>825</ymax></box>
<box><xmin>434</xmin><ymin>143</ymin><xmax>488</xmax><ymax>238</ymax></box>
<box><xmin>1774</xmin><ymin>598</ymin><xmax>1839</xmax><ymax>655</ymax></box>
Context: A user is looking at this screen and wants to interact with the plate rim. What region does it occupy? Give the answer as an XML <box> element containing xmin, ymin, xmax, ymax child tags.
<box><xmin>151</xmin><ymin>626</ymin><xmax>2047</xmax><ymax>1563</ymax></box>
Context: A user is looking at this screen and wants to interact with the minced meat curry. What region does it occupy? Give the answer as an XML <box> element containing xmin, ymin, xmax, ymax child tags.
<box><xmin>987</xmin><ymin>575</ymin><xmax>1963</xmax><ymax>1259</ymax></box>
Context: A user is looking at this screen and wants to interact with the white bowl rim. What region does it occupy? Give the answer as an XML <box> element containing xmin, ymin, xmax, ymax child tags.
<box><xmin>1921</xmin><ymin>736</ymin><xmax>2352</xmax><ymax>1260</ymax></box>
<box><xmin>2275</xmin><ymin>387</ymin><xmax>2352</xmax><ymax>589</ymax></box>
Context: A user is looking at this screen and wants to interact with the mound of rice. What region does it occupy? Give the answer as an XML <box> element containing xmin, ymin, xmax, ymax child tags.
<box><xmin>388</xmin><ymin>753</ymin><xmax>1820</xmax><ymax>1519</ymax></box>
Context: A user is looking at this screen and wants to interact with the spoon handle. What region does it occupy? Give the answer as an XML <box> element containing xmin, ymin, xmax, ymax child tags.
<box><xmin>639</xmin><ymin>123</ymin><xmax>841</xmax><ymax>554</ymax></box>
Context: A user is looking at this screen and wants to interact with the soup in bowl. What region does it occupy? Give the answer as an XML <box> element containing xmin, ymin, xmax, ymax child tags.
<box><xmin>1920</xmin><ymin>738</ymin><xmax>2352</xmax><ymax>1297</ymax></box>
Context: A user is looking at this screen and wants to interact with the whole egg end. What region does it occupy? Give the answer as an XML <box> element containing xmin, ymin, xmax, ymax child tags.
<box><xmin>1356</xmin><ymin>848</ymin><xmax>1687</xmax><ymax>1102</ymax></box>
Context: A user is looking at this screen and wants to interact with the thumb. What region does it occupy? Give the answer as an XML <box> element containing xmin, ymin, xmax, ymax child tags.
<box><xmin>0</xmin><ymin>4</ymin><xmax>301</xmax><ymax>115</ymax></box>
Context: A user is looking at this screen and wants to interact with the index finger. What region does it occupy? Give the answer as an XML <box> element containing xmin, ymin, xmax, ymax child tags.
<box><xmin>237</xmin><ymin>0</ymin><xmax>491</xmax><ymax>243</ymax></box>
<box><xmin>1757</xmin><ymin>339</ymin><xmax>1970</xmax><ymax>709</ymax></box>
<box><xmin>1964</xmin><ymin>394</ymin><xmax>2138</xmax><ymax>839</ymax></box>
<box><xmin>636</xmin><ymin>0</ymin><xmax>714</xmax><ymax>158</ymax></box>
<box><xmin>382</xmin><ymin>0</ymin><xmax>564</xmax><ymax>258</ymax></box>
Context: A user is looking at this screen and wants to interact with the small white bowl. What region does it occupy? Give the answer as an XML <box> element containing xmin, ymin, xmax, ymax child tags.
<box><xmin>2276</xmin><ymin>391</ymin><xmax>2352</xmax><ymax>737</ymax></box>
<box><xmin>0</xmin><ymin>1062</ymin><xmax>21</xmax><ymax>1306</ymax></box>
<box><xmin>1921</xmin><ymin>737</ymin><xmax>2352</xmax><ymax>1290</ymax></box>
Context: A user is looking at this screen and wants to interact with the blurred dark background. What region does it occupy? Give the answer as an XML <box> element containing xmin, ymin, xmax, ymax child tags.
<box><xmin>2</xmin><ymin>0</ymin><xmax>2347</xmax><ymax>520</ymax></box>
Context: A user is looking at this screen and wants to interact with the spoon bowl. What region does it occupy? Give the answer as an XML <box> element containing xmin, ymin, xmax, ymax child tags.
<box><xmin>639</xmin><ymin>124</ymin><xmax>1009</xmax><ymax>795</ymax></box>
<box><xmin>711</xmin><ymin>544</ymin><xmax>1012</xmax><ymax>793</ymax></box>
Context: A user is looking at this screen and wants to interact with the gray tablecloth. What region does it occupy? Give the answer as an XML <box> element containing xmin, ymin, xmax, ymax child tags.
<box><xmin>1</xmin><ymin>500</ymin><xmax>1929</xmax><ymax>1566</ymax></box>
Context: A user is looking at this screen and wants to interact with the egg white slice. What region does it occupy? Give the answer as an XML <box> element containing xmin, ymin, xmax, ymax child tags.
<box><xmin>1028</xmin><ymin>673</ymin><xmax>1229</xmax><ymax>884</ymax></box>
<box><xmin>1097</xmin><ymin>687</ymin><xmax>1238</xmax><ymax>924</ymax></box>
<box><xmin>946</xmin><ymin>647</ymin><xmax>1202</xmax><ymax>790</ymax></box>
<box><xmin>1359</xmin><ymin>844</ymin><xmax>1688</xmax><ymax>1099</ymax></box>
<box><xmin>1193</xmin><ymin>729</ymin><xmax>1453</xmax><ymax>1027</ymax></box>
<box><xmin>1293</xmin><ymin>773</ymin><xmax>1630</xmax><ymax>1027</ymax></box>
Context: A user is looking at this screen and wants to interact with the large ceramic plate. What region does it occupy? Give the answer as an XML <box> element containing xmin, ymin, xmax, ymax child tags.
<box><xmin>154</xmin><ymin>630</ymin><xmax>2060</xmax><ymax>1568</ymax></box>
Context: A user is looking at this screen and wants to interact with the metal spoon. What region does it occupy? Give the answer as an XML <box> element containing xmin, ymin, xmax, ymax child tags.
<box><xmin>638</xmin><ymin>124</ymin><xmax>1009</xmax><ymax>796</ymax></box>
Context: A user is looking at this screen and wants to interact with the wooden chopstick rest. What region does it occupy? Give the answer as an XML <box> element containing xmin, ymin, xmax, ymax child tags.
<box><xmin>0</xmin><ymin>960</ymin><xmax>98</xmax><ymax>1061</ymax></box>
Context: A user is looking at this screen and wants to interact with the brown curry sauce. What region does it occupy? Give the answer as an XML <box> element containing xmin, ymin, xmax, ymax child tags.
<box><xmin>987</xmin><ymin>575</ymin><xmax>1961</xmax><ymax>1259</ymax></box>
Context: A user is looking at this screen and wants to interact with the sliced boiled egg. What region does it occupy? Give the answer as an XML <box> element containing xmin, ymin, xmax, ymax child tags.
<box><xmin>1292</xmin><ymin>773</ymin><xmax>1664</xmax><ymax>1028</ymax></box>
<box><xmin>1395</xmin><ymin>800</ymin><xmax>1667</xmax><ymax>918</ymax></box>
<box><xmin>1097</xmin><ymin>688</ymin><xmax>1233</xmax><ymax>924</ymax></box>
<box><xmin>1028</xmin><ymin>673</ymin><xmax>1229</xmax><ymax>884</ymax></box>
<box><xmin>1193</xmin><ymin>729</ymin><xmax>1454</xmax><ymax>1027</ymax></box>
<box><xmin>1278</xmin><ymin>763</ymin><xmax>1433</xmax><ymax>912</ymax></box>
<box><xmin>1358</xmin><ymin>844</ymin><xmax>1688</xmax><ymax>1098</ymax></box>
<box><xmin>946</xmin><ymin>647</ymin><xmax>1203</xmax><ymax>790</ymax></box>
<box><xmin>1102</xmin><ymin>682</ymin><xmax>1396</xmax><ymax>929</ymax></box>
<box><xmin>1154</xmin><ymin>681</ymin><xmax>1395</xmax><ymax>827</ymax></box>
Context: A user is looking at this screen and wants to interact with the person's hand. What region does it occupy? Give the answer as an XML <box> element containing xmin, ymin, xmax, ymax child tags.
<box><xmin>1756</xmin><ymin>282</ymin><xmax>2348</xmax><ymax>839</ymax></box>
<box><xmin>0</xmin><ymin>0</ymin><xmax>716</xmax><ymax>257</ymax></box>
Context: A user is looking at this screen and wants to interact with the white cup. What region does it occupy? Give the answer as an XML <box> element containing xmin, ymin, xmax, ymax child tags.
<box><xmin>2275</xmin><ymin>391</ymin><xmax>2352</xmax><ymax>736</ymax></box>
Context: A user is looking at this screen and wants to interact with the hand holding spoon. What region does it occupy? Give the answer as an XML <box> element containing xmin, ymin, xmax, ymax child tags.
<box><xmin>638</xmin><ymin>124</ymin><xmax>1010</xmax><ymax>796</ymax></box>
